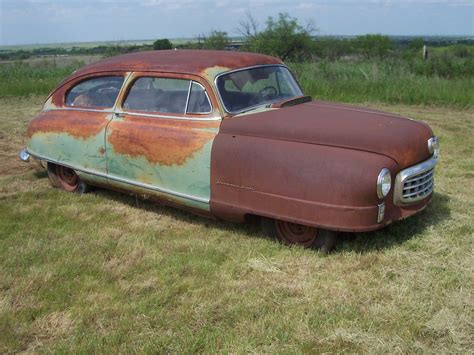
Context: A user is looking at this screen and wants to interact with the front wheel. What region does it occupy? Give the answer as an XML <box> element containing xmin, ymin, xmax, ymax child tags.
<box><xmin>261</xmin><ymin>218</ymin><xmax>338</xmax><ymax>253</ymax></box>
<box><xmin>47</xmin><ymin>163</ymin><xmax>89</xmax><ymax>193</ymax></box>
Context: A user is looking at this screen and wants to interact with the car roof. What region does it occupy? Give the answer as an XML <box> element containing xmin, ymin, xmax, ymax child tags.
<box><xmin>68</xmin><ymin>50</ymin><xmax>283</xmax><ymax>82</ymax></box>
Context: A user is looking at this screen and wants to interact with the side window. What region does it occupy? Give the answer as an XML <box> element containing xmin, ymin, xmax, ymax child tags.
<box><xmin>66</xmin><ymin>76</ymin><xmax>124</xmax><ymax>108</ymax></box>
<box><xmin>124</xmin><ymin>77</ymin><xmax>190</xmax><ymax>114</ymax></box>
<box><xmin>186</xmin><ymin>82</ymin><xmax>212</xmax><ymax>114</ymax></box>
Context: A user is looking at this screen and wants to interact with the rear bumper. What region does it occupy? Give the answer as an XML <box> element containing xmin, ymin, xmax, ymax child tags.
<box><xmin>18</xmin><ymin>148</ymin><xmax>30</xmax><ymax>162</ymax></box>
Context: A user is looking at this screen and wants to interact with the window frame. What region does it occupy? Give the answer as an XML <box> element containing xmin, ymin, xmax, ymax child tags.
<box><xmin>64</xmin><ymin>74</ymin><xmax>126</xmax><ymax>110</ymax></box>
<box><xmin>119</xmin><ymin>73</ymin><xmax>214</xmax><ymax>118</ymax></box>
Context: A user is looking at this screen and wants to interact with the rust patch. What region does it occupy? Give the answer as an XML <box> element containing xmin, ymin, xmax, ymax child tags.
<box><xmin>108</xmin><ymin>121</ymin><xmax>215</xmax><ymax>166</ymax></box>
<box><xmin>27</xmin><ymin>110</ymin><xmax>107</xmax><ymax>139</ymax></box>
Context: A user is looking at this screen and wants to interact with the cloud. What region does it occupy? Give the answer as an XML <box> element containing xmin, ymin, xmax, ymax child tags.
<box><xmin>1</xmin><ymin>0</ymin><xmax>472</xmax><ymax>45</ymax></box>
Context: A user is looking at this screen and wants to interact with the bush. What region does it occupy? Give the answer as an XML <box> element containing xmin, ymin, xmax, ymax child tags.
<box><xmin>203</xmin><ymin>31</ymin><xmax>230</xmax><ymax>50</ymax></box>
<box><xmin>352</xmin><ymin>34</ymin><xmax>393</xmax><ymax>59</ymax></box>
<box><xmin>242</xmin><ymin>13</ymin><xmax>314</xmax><ymax>61</ymax></box>
<box><xmin>153</xmin><ymin>39</ymin><xmax>173</xmax><ymax>50</ymax></box>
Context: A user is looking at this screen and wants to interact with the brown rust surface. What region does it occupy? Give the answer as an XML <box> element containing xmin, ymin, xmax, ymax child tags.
<box><xmin>27</xmin><ymin>110</ymin><xmax>107</xmax><ymax>139</ymax></box>
<box><xmin>210</xmin><ymin>100</ymin><xmax>435</xmax><ymax>231</ymax></box>
<box><xmin>108</xmin><ymin>119</ymin><xmax>216</xmax><ymax>166</ymax></box>
<box><xmin>223</xmin><ymin>100</ymin><xmax>433</xmax><ymax>169</ymax></box>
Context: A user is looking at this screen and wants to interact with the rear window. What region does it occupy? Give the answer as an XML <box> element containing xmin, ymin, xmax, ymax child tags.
<box><xmin>66</xmin><ymin>76</ymin><xmax>124</xmax><ymax>108</ymax></box>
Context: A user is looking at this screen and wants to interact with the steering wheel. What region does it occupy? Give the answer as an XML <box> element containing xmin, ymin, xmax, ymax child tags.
<box><xmin>259</xmin><ymin>86</ymin><xmax>278</xmax><ymax>99</ymax></box>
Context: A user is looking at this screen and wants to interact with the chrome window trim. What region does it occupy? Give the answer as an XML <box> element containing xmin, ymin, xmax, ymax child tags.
<box><xmin>115</xmin><ymin>111</ymin><xmax>221</xmax><ymax>121</ymax></box>
<box><xmin>119</xmin><ymin>75</ymin><xmax>216</xmax><ymax>120</ymax></box>
<box><xmin>186</xmin><ymin>81</ymin><xmax>213</xmax><ymax>115</ymax></box>
<box><xmin>393</xmin><ymin>155</ymin><xmax>438</xmax><ymax>206</ymax></box>
<box><xmin>26</xmin><ymin>150</ymin><xmax>210</xmax><ymax>204</ymax></box>
<box><xmin>184</xmin><ymin>80</ymin><xmax>192</xmax><ymax>114</ymax></box>
<box><xmin>44</xmin><ymin>107</ymin><xmax>115</xmax><ymax>114</ymax></box>
<box><xmin>214</xmin><ymin>64</ymin><xmax>303</xmax><ymax>115</ymax></box>
<box><xmin>51</xmin><ymin>105</ymin><xmax>220</xmax><ymax>121</ymax></box>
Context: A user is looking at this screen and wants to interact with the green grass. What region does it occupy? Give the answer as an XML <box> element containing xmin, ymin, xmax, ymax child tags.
<box><xmin>1</xmin><ymin>56</ymin><xmax>473</xmax><ymax>109</ymax></box>
<box><xmin>291</xmin><ymin>61</ymin><xmax>474</xmax><ymax>108</ymax></box>
<box><xmin>0</xmin><ymin>96</ymin><xmax>473</xmax><ymax>352</ymax></box>
<box><xmin>0</xmin><ymin>63</ymin><xmax>80</xmax><ymax>98</ymax></box>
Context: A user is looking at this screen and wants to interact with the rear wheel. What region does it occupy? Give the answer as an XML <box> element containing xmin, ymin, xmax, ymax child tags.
<box><xmin>262</xmin><ymin>218</ymin><xmax>338</xmax><ymax>253</ymax></box>
<box><xmin>47</xmin><ymin>163</ymin><xmax>88</xmax><ymax>193</ymax></box>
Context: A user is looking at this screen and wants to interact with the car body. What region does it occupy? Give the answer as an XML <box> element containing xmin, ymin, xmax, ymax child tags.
<box><xmin>21</xmin><ymin>50</ymin><xmax>439</xmax><ymax>250</ymax></box>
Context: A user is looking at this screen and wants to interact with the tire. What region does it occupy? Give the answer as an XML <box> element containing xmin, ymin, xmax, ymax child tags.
<box><xmin>47</xmin><ymin>163</ymin><xmax>89</xmax><ymax>193</ymax></box>
<box><xmin>261</xmin><ymin>217</ymin><xmax>338</xmax><ymax>253</ymax></box>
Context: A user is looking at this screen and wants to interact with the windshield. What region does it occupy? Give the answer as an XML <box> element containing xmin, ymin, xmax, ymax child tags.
<box><xmin>216</xmin><ymin>66</ymin><xmax>303</xmax><ymax>113</ymax></box>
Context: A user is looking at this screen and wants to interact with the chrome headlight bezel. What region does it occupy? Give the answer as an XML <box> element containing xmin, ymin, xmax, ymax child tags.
<box><xmin>377</xmin><ymin>168</ymin><xmax>392</xmax><ymax>199</ymax></box>
<box><xmin>428</xmin><ymin>136</ymin><xmax>440</xmax><ymax>159</ymax></box>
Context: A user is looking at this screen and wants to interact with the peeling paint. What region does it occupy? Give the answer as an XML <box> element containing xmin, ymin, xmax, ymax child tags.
<box><xmin>107</xmin><ymin>121</ymin><xmax>216</xmax><ymax>166</ymax></box>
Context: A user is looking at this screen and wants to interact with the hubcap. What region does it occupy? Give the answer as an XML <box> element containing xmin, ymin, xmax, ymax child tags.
<box><xmin>275</xmin><ymin>220</ymin><xmax>318</xmax><ymax>247</ymax></box>
<box><xmin>57</xmin><ymin>166</ymin><xmax>78</xmax><ymax>191</ymax></box>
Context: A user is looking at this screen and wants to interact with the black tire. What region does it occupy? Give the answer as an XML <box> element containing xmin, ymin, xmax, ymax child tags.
<box><xmin>261</xmin><ymin>217</ymin><xmax>338</xmax><ymax>253</ymax></box>
<box><xmin>47</xmin><ymin>163</ymin><xmax>89</xmax><ymax>193</ymax></box>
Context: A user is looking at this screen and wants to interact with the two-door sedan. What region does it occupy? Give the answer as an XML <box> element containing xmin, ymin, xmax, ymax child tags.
<box><xmin>20</xmin><ymin>50</ymin><xmax>439</xmax><ymax>252</ymax></box>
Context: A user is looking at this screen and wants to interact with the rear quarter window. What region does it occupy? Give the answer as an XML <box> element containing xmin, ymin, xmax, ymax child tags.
<box><xmin>65</xmin><ymin>76</ymin><xmax>124</xmax><ymax>108</ymax></box>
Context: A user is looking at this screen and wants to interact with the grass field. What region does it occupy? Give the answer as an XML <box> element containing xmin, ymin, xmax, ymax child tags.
<box><xmin>1</xmin><ymin>57</ymin><xmax>473</xmax><ymax>109</ymax></box>
<box><xmin>291</xmin><ymin>61</ymin><xmax>474</xmax><ymax>108</ymax></box>
<box><xmin>0</xmin><ymin>96</ymin><xmax>472</xmax><ymax>352</ymax></box>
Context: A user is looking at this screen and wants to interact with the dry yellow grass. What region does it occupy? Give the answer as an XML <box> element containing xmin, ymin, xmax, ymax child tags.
<box><xmin>0</xmin><ymin>96</ymin><xmax>473</xmax><ymax>352</ymax></box>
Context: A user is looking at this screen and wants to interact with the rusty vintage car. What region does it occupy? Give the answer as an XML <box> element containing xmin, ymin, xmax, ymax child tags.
<box><xmin>20</xmin><ymin>50</ymin><xmax>439</xmax><ymax>251</ymax></box>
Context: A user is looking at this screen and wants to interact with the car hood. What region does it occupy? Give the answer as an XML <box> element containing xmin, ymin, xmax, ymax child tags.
<box><xmin>220</xmin><ymin>100</ymin><xmax>434</xmax><ymax>169</ymax></box>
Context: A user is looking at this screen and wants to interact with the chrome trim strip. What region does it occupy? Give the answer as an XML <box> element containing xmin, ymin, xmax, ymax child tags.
<box><xmin>49</xmin><ymin>108</ymin><xmax>220</xmax><ymax>121</ymax></box>
<box><xmin>393</xmin><ymin>155</ymin><xmax>438</xmax><ymax>206</ymax></box>
<box><xmin>27</xmin><ymin>150</ymin><xmax>210</xmax><ymax>204</ymax></box>
<box><xmin>44</xmin><ymin>107</ymin><xmax>115</xmax><ymax>114</ymax></box>
<box><xmin>116</xmin><ymin>111</ymin><xmax>221</xmax><ymax>121</ymax></box>
<box><xmin>377</xmin><ymin>202</ymin><xmax>385</xmax><ymax>223</ymax></box>
<box><xmin>214</xmin><ymin>64</ymin><xmax>301</xmax><ymax>115</ymax></box>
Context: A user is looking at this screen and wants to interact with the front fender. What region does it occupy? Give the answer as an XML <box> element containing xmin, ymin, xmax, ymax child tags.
<box><xmin>210</xmin><ymin>133</ymin><xmax>399</xmax><ymax>231</ymax></box>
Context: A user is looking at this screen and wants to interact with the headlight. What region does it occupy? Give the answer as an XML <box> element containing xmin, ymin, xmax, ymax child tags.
<box><xmin>428</xmin><ymin>136</ymin><xmax>440</xmax><ymax>159</ymax></box>
<box><xmin>377</xmin><ymin>168</ymin><xmax>392</xmax><ymax>199</ymax></box>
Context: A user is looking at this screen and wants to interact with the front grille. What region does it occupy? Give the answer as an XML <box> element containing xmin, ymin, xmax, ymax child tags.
<box><xmin>394</xmin><ymin>156</ymin><xmax>437</xmax><ymax>206</ymax></box>
<box><xmin>402</xmin><ymin>168</ymin><xmax>434</xmax><ymax>201</ymax></box>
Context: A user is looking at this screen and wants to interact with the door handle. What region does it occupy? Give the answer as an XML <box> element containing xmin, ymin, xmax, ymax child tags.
<box><xmin>113</xmin><ymin>112</ymin><xmax>124</xmax><ymax>118</ymax></box>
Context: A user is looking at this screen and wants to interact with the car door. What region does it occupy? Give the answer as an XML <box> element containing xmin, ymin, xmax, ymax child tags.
<box><xmin>28</xmin><ymin>74</ymin><xmax>126</xmax><ymax>177</ymax></box>
<box><xmin>105</xmin><ymin>72</ymin><xmax>221</xmax><ymax>211</ymax></box>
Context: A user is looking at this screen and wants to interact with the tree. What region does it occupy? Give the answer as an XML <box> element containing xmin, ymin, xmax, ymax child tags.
<box><xmin>409</xmin><ymin>37</ymin><xmax>424</xmax><ymax>51</ymax></box>
<box><xmin>153</xmin><ymin>39</ymin><xmax>172</xmax><ymax>50</ymax></box>
<box><xmin>240</xmin><ymin>13</ymin><xmax>316</xmax><ymax>61</ymax></box>
<box><xmin>203</xmin><ymin>31</ymin><xmax>231</xmax><ymax>50</ymax></box>
<box><xmin>353</xmin><ymin>34</ymin><xmax>392</xmax><ymax>59</ymax></box>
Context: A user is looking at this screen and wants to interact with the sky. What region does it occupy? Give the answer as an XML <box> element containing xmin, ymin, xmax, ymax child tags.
<box><xmin>0</xmin><ymin>0</ymin><xmax>473</xmax><ymax>46</ymax></box>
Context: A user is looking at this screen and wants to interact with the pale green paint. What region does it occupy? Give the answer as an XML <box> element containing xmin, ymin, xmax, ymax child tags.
<box><xmin>28</xmin><ymin>129</ymin><xmax>108</xmax><ymax>174</ymax></box>
<box><xmin>28</xmin><ymin>124</ymin><xmax>217</xmax><ymax>212</ymax></box>
<box><xmin>105</xmin><ymin>127</ymin><xmax>218</xmax><ymax>211</ymax></box>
